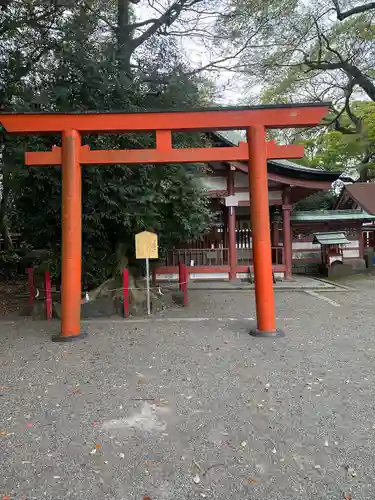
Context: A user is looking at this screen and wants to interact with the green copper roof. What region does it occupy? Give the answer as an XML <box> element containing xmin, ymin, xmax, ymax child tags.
<box><xmin>313</xmin><ymin>232</ymin><xmax>350</xmax><ymax>245</ymax></box>
<box><xmin>291</xmin><ymin>210</ymin><xmax>375</xmax><ymax>221</ymax></box>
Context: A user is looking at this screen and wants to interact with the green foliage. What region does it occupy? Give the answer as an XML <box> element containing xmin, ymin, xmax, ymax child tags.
<box><xmin>218</xmin><ymin>1</ymin><xmax>375</xmax><ymax>178</ymax></box>
<box><xmin>0</xmin><ymin>250</ymin><xmax>22</xmax><ymax>278</ymax></box>
<box><xmin>0</xmin><ymin>0</ymin><xmax>216</xmax><ymax>284</ymax></box>
<box><xmin>294</xmin><ymin>101</ymin><xmax>375</xmax><ymax>176</ymax></box>
<box><xmin>293</xmin><ymin>190</ymin><xmax>337</xmax><ymax>212</ymax></box>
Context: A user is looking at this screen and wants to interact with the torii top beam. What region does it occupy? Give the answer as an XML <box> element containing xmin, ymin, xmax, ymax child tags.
<box><xmin>0</xmin><ymin>103</ymin><xmax>330</xmax><ymax>133</ymax></box>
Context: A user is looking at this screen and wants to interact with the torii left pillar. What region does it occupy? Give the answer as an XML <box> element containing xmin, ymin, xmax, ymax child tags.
<box><xmin>57</xmin><ymin>130</ymin><xmax>87</xmax><ymax>341</ymax></box>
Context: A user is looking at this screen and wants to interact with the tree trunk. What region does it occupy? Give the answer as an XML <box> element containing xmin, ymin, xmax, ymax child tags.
<box><xmin>343</xmin><ymin>63</ymin><xmax>375</xmax><ymax>102</ymax></box>
<box><xmin>359</xmin><ymin>166</ymin><xmax>368</xmax><ymax>182</ymax></box>
<box><xmin>0</xmin><ymin>172</ymin><xmax>13</xmax><ymax>250</ymax></box>
<box><xmin>117</xmin><ymin>0</ymin><xmax>133</xmax><ymax>77</ymax></box>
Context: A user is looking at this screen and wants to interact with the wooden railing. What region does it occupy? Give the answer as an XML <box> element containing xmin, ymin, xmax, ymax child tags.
<box><xmin>237</xmin><ymin>247</ymin><xmax>284</xmax><ymax>266</ymax></box>
<box><xmin>163</xmin><ymin>246</ymin><xmax>284</xmax><ymax>267</ymax></box>
<box><xmin>164</xmin><ymin>248</ymin><xmax>229</xmax><ymax>266</ymax></box>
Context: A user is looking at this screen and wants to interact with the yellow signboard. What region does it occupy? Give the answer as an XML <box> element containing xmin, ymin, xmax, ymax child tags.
<box><xmin>135</xmin><ymin>231</ymin><xmax>158</xmax><ymax>259</ymax></box>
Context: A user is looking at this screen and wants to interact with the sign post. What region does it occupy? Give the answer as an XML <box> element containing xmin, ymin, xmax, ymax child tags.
<box><xmin>135</xmin><ymin>231</ymin><xmax>158</xmax><ymax>316</ymax></box>
<box><xmin>145</xmin><ymin>257</ymin><xmax>151</xmax><ymax>316</ymax></box>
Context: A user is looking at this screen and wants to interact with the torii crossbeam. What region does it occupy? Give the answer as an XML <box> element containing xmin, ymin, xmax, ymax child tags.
<box><xmin>0</xmin><ymin>103</ymin><xmax>329</xmax><ymax>341</ymax></box>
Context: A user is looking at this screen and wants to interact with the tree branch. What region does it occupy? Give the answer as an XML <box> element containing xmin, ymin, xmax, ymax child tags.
<box><xmin>302</xmin><ymin>27</ymin><xmax>375</xmax><ymax>102</ymax></box>
<box><xmin>343</xmin><ymin>80</ymin><xmax>361</xmax><ymax>131</ymax></box>
<box><xmin>82</xmin><ymin>1</ymin><xmax>117</xmax><ymax>31</ymax></box>
<box><xmin>130</xmin><ymin>0</ymin><xmax>204</xmax><ymax>50</ymax></box>
<box><xmin>332</xmin><ymin>0</ymin><xmax>375</xmax><ymax>20</ymax></box>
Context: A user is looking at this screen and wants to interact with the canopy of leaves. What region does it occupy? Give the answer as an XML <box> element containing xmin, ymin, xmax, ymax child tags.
<box><xmin>293</xmin><ymin>101</ymin><xmax>375</xmax><ymax>175</ymax></box>
<box><xmin>293</xmin><ymin>190</ymin><xmax>338</xmax><ymax>211</ymax></box>
<box><xmin>0</xmin><ymin>1</ymin><xmax>220</xmax><ymax>282</ymax></box>
<box><xmin>216</xmin><ymin>1</ymin><xmax>375</xmax><ymax>102</ymax></box>
<box><xmin>214</xmin><ymin>1</ymin><xmax>375</xmax><ymax>179</ymax></box>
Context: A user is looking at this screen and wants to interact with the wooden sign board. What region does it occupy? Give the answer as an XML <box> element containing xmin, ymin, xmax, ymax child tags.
<box><xmin>135</xmin><ymin>231</ymin><xmax>158</xmax><ymax>259</ymax></box>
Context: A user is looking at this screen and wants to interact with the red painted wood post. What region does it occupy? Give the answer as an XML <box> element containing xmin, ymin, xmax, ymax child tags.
<box><xmin>282</xmin><ymin>187</ymin><xmax>293</xmax><ymax>280</ymax></box>
<box><xmin>44</xmin><ymin>271</ymin><xmax>52</xmax><ymax>320</ymax></box>
<box><xmin>27</xmin><ymin>268</ymin><xmax>35</xmax><ymax>309</ymax></box>
<box><xmin>183</xmin><ymin>264</ymin><xmax>188</xmax><ymax>307</ymax></box>
<box><xmin>227</xmin><ymin>167</ymin><xmax>237</xmax><ymax>281</ymax></box>
<box><xmin>123</xmin><ymin>269</ymin><xmax>129</xmax><ymax>317</ymax></box>
<box><xmin>179</xmin><ymin>262</ymin><xmax>183</xmax><ymax>291</ymax></box>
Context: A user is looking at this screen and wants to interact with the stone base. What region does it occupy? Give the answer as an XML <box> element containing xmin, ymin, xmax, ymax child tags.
<box><xmin>52</xmin><ymin>331</ymin><xmax>88</xmax><ymax>343</ymax></box>
<box><xmin>229</xmin><ymin>278</ymin><xmax>243</xmax><ymax>286</ymax></box>
<box><xmin>326</xmin><ymin>263</ymin><xmax>352</xmax><ymax>279</ymax></box>
<box><xmin>81</xmin><ymin>298</ymin><xmax>117</xmax><ymax>318</ymax></box>
<box><xmin>171</xmin><ymin>291</ymin><xmax>186</xmax><ymax>306</ymax></box>
<box><xmin>365</xmin><ymin>249</ymin><xmax>374</xmax><ymax>268</ymax></box>
<box><xmin>350</xmin><ymin>258</ymin><xmax>366</xmax><ymax>272</ymax></box>
<box><xmin>250</xmin><ymin>329</ymin><xmax>285</xmax><ymax>338</ymax></box>
<box><xmin>292</xmin><ymin>262</ymin><xmax>320</xmax><ymax>275</ymax></box>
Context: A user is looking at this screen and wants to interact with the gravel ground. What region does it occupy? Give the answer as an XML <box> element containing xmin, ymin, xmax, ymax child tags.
<box><xmin>1</xmin><ymin>280</ymin><xmax>375</xmax><ymax>500</ymax></box>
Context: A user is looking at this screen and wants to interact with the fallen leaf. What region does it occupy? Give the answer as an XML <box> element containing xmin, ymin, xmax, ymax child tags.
<box><xmin>247</xmin><ymin>478</ymin><xmax>258</xmax><ymax>484</ymax></box>
<box><xmin>143</xmin><ymin>497</ymin><xmax>152</xmax><ymax>500</ymax></box>
<box><xmin>0</xmin><ymin>386</ymin><xmax>9</xmax><ymax>390</ymax></box>
<box><xmin>0</xmin><ymin>431</ymin><xmax>8</xmax><ymax>436</ymax></box>
<box><xmin>95</xmin><ymin>443</ymin><xmax>101</xmax><ymax>450</ymax></box>
<box><xmin>71</xmin><ymin>388</ymin><xmax>81</xmax><ymax>394</ymax></box>
<box><xmin>343</xmin><ymin>494</ymin><xmax>352</xmax><ymax>500</ymax></box>
<box><xmin>192</xmin><ymin>458</ymin><xmax>202</xmax><ymax>471</ymax></box>
<box><xmin>136</xmin><ymin>372</ymin><xmax>146</xmax><ymax>384</ymax></box>
<box><xmin>345</xmin><ymin>465</ymin><xmax>357</xmax><ymax>477</ymax></box>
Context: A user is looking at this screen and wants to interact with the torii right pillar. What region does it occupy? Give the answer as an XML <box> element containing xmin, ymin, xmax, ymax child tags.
<box><xmin>247</xmin><ymin>126</ymin><xmax>284</xmax><ymax>338</ymax></box>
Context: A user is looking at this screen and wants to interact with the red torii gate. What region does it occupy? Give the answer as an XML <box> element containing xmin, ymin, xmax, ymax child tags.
<box><xmin>0</xmin><ymin>103</ymin><xmax>329</xmax><ymax>341</ymax></box>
